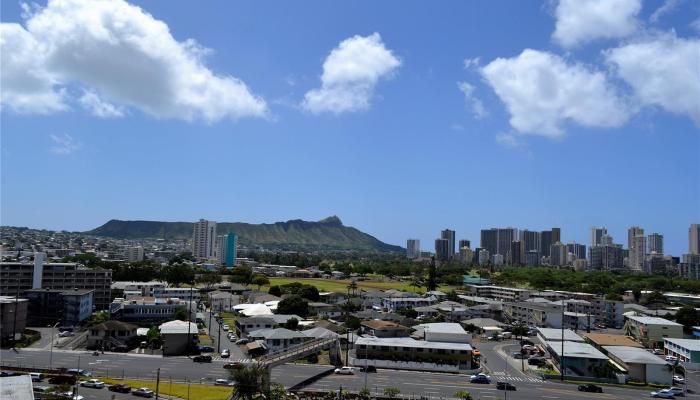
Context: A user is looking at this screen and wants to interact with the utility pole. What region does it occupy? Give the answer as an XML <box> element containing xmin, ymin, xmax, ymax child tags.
<box><xmin>560</xmin><ymin>304</ymin><xmax>565</xmax><ymax>382</ymax></box>
<box><xmin>11</xmin><ymin>277</ymin><xmax>20</xmax><ymax>348</ymax></box>
<box><xmin>155</xmin><ymin>368</ymin><xmax>161</xmax><ymax>400</ymax></box>
<box><xmin>74</xmin><ymin>355</ymin><xmax>81</xmax><ymax>398</ymax></box>
<box><xmin>186</xmin><ymin>281</ymin><xmax>193</xmax><ymax>357</ymax></box>
<box><xmin>217</xmin><ymin>319</ymin><xmax>222</xmax><ymax>353</ymax></box>
<box><xmin>49</xmin><ymin>322</ymin><xmax>59</xmax><ymax>370</ymax></box>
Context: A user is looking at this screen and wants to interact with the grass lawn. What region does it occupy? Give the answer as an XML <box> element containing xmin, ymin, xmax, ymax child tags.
<box><xmin>198</xmin><ymin>334</ymin><xmax>213</xmax><ymax>346</ymax></box>
<box><xmin>267</xmin><ymin>277</ymin><xmax>456</xmax><ymax>293</ymax></box>
<box><xmin>219</xmin><ymin>311</ymin><xmax>236</xmax><ymax>330</ymax></box>
<box><xmin>99</xmin><ymin>377</ymin><xmax>232</xmax><ymax>400</ymax></box>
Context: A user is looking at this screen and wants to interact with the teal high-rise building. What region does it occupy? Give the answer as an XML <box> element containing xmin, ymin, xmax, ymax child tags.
<box><xmin>217</xmin><ymin>232</ymin><xmax>237</xmax><ymax>268</ymax></box>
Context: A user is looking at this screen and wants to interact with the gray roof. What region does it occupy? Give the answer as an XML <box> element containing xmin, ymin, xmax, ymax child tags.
<box><xmin>664</xmin><ymin>338</ymin><xmax>700</xmax><ymax>351</ymax></box>
<box><xmin>544</xmin><ymin>340</ymin><xmax>608</xmax><ymax>360</ymax></box>
<box><xmin>537</xmin><ymin>328</ymin><xmax>585</xmax><ymax>342</ymax></box>
<box><xmin>303</xmin><ymin>327</ymin><xmax>340</xmax><ymax>340</ymax></box>
<box><xmin>0</xmin><ymin>374</ymin><xmax>34</xmax><ymax>400</ymax></box>
<box><xmin>356</xmin><ymin>336</ymin><xmax>472</xmax><ymax>351</ymax></box>
<box><xmin>604</xmin><ymin>346</ymin><xmax>668</xmax><ymax>364</ymax></box>
<box><xmin>461</xmin><ymin>318</ymin><xmax>505</xmax><ymax>328</ymax></box>
<box><xmin>626</xmin><ymin>315</ymin><xmax>682</xmax><ymax>326</ymax></box>
<box><xmin>247</xmin><ymin>328</ymin><xmax>309</xmax><ymax>340</ymax></box>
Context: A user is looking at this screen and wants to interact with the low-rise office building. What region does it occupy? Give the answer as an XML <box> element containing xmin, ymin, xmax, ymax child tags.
<box><xmin>623</xmin><ymin>315</ymin><xmax>684</xmax><ymax>348</ymax></box>
<box><xmin>381</xmin><ymin>296</ymin><xmax>436</xmax><ymax>311</ymax></box>
<box><xmin>24</xmin><ymin>288</ymin><xmax>93</xmax><ymax>326</ymax></box>
<box><xmin>543</xmin><ymin>340</ymin><xmax>610</xmax><ymax>377</ymax></box>
<box><xmin>468</xmin><ymin>285</ymin><xmax>530</xmax><ymax>302</ymax></box>
<box><xmin>412</xmin><ymin>323</ymin><xmax>471</xmax><ymax>344</ymax></box>
<box><xmin>664</xmin><ymin>338</ymin><xmax>700</xmax><ymax>370</ymax></box>
<box><xmin>159</xmin><ymin>320</ymin><xmax>199</xmax><ymax>356</ymax></box>
<box><xmin>504</xmin><ymin>301</ymin><xmax>563</xmax><ymax>328</ymax></box>
<box><xmin>537</xmin><ymin>328</ymin><xmax>585</xmax><ymax>343</ymax></box>
<box><xmin>247</xmin><ymin>328</ymin><xmax>311</xmax><ymax>352</ymax></box>
<box><xmin>0</xmin><ymin>296</ymin><xmax>28</xmax><ymax>344</ymax></box>
<box><xmin>110</xmin><ymin>297</ymin><xmax>197</xmax><ymax>323</ymax></box>
<box><xmin>603</xmin><ymin>345</ymin><xmax>672</xmax><ymax>384</ymax></box>
<box><xmin>352</xmin><ymin>336</ymin><xmax>473</xmax><ymax>372</ymax></box>
<box><xmin>360</xmin><ymin>320</ymin><xmax>411</xmax><ymax>338</ymax></box>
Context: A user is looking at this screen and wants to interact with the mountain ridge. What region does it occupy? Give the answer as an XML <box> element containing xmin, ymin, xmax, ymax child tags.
<box><xmin>84</xmin><ymin>216</ymin><xmax>403</xmax><ymax>253</ymax></box>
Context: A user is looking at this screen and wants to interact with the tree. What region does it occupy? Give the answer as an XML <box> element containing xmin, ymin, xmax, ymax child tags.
<box><xmin>642</xmin><ymin>291</ymin><xmax>668</xmax><ymax>306</ymax></box>
<box><xmin>230</xmin><ymin>266</ymin><xmax>253</xmax><ymax>285</ymax></box>
<box><xmin>347</xmin><ymin>280</ymin><xmax>358</xmax><ymax>297</ymax></box>
<box><xmin>231</xmin><ymin>363</ymin><xmax>268</xmax><ymax>400</ymax></box>
<box><xmin>675</xmin><ymin>305</ymin><xmax>700</xmax><ymax>333</ymax></box>
<box><xmin>88</xmin><ymin>311</ymin><xmax>109</xmax><ymax>326</ymax></box>
<box><xmin>345</xmin><ymin>316</ymin><xmax>361</xmax><ymax>330</ymax></box>
<box><xmin>426</xmin><ymin>257</ymin><xmax>437</xmax><ymax>291</ymax></box>
<box><xmin>384</xmin><ymin>387</ymin><xmax>400</xmax><ymax>398</ymax></box>
<box><xmin>283</xmin><ymin>318</ymin><xmax>299</xmax><ymax>330</ymax></box>
<box><xmin>195</xmin><ymin>272</ymin><xmax>222</xmax><ymax>289</ymax></box>
<box><xmin>147</xmin><ymin>326</ymin><xmax>162</xmax><ymax>348</ymax></box>
<box><xmin>511</xmin><ymin>323</ymin><xmax>529</xmax><ymax>340</ymax></box>
<box><xmin>299</xmin><ymin>285</ymin><xmax>320</xmax><ymax>301</ymax></box>
<box><xmin>268</xmin><ymin>285</ymin><xmax>282</xmax><ymax>297</ymax></box>
<box><xmin>164</xmin><ymin>263</ymin><xmax>194</xmax><ymax>287</ymax></box>
<box><xmin>454</xmin><ymin>390</ymin><xmax>473</xmax><ymax>400</ymax></box>
<box><xmin>252</xmin><ymin>274</ymin><xmax>270</xmax><ymax>290</ymax></box>
<box><xmin>174</xmin><ymin>307</ymin><xmax>189</xmax><ymax>321</ymax></box>
<box><xmin>277</xmin><ymin>295</ymin><xmax>309</xmax><ymax>317</ymax></box>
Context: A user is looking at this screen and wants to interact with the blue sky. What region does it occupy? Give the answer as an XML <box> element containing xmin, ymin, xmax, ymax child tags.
<box><xmin>1</xmin><ymin>0</ymin><xmax>699</xmax><ymax>256</ymax></box>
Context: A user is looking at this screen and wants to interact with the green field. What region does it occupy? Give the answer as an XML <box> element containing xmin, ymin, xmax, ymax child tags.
<box><xmin>99</xmin><ymin>377</ymin><xmax>232</xmax><ymax>400</ymax></box>
<box><xmin>266</xmin><ymin>277</ymin><xmax>455</xmax><ymax>293</ymax></box>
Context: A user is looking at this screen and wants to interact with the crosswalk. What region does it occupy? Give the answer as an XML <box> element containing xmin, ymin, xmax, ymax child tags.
<box><xmin>212</xmin><ymin>357</ymin><xmax>253</xmax><ymax>363</ymax></box>
<box><xmin>491</xmin><ymin>371</ymin><xmax>545</xmax><ymax>383</ymax></box>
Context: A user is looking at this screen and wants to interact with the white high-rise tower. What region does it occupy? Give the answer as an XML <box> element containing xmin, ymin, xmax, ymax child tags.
<box><xmin>192</xmin><ymin>219</ymin><xmax>217</xmax><ymax>260</ymax></box>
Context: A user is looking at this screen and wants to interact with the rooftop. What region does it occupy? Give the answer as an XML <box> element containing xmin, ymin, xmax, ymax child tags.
<box><xmin>537</xmin><ymin>328</ymin><xmax>585</xmax><ymax>342</ymax></box>
<box><xmin>544</xmin><ymin>340</ymin><xmax>609</xmax><ymax>359</ymax></box>
<box><xmin>356</xmin><ymin>336</ymin><xmax>472</xmax><ymax>351</ymax></box>
<box><xmin>626</xmin><ymin>315</ymin><xmax>682</xmax><ymax>326</ymax></box>
<box><xmin>603</xmin><ymin>346</ymin><xmax>668</xmax><ymax>365</ymax></box>
<box><xmin>582</xmin><ymin>332</ymin><xmax>643</xmax><ymax>348</ymax></box>
<box><xmin>159</xmin><ymin>320</ymin><xmax>198</xmax><ymax>334</ymax></box>
<box><xmin>361</xmin><ymin>320</ymin><xmax>410</xmax><ymax>330</ymax></box>
<box><xmin>248</xmin><ymin>328</ymin><xmax>309</xmax><ymax>340</ymax></box>
<box><xmin>664</xmin><ymin>338</ymin><xmax>700</xmax><ymax>351</ymax></box>
<box><xmin>413</xmin><ymin>322</ymin><xmax>467</xmax><ymax>334</ymax></box>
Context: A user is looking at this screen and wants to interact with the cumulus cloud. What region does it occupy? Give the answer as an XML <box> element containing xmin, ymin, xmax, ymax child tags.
<box><xmin>50</xmin><ymin>134</ymin><xmax>81</xmax><ymax>155</ymax></box>
<box><xmin>79</xmin><ymin>90</ymin><xmax>124</xmax><ymax>118</ymax></box>
<box><xmin>457</xmin><ymin>81</ymin><xmax>487</xmax><ymax>119</ymax></box>
<box><xmin>552</xmin><ymin>0</ymin><xmax>642</xmax><ymax>48</ymax></box>
<box><xmin>650</xmin><ymin>0</ymin><xmax>682</xmax><ymax>23</ymax></box>
<box><xmin>480</xmin><ymin>49</ymin><xmax>630</xmax><ymax>137</ymax></box>
<box><xmin>302</xmin><ymin>33</ymin><xmax>401</xmax><ymax>114</ymax></box>
<box><xmin>0</xmin><ymin>0</ymin><xmax>267</xmax><ymax>122</ymax></box>
<box><xmin>605</xmin><ymin>33</ymin><xmax>700</xmax><ymax>125</ymax></box>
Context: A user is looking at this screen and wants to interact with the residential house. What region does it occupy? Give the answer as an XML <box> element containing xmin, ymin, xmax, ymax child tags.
<box><xmin>247</xmin><ymin>328</ymin><xmax>311</xmax><ymax>352</ymax></box>
<box><xmin>87</xmin><ymin>320</ymin><xmax>138</xmax><ymax>351</ymax></box>
<box><xmin>361</xmin><ymin>320</ymin><xmax>411</xmax><ymax>338</ymax></box>
<box><xmin>159</xmin><ymin>320</ymin><xmax>198</xmax><ymax>356</ymax></box>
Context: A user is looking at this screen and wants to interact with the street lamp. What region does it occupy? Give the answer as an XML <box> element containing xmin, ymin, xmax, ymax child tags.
<box><xmin>49</xmin><ymin>321</ymin><xmax>60</xmax><ymax>370</ymax></box>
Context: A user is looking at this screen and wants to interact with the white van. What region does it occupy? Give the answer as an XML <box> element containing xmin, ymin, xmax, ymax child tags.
<box><xmin>30</xmin><ymin>372</ymin><xmax>44</xmax><ymax>382</ymax></box>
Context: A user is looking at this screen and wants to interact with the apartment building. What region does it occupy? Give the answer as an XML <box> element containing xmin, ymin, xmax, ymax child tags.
<box><xmin>110</xmin><ymin>297</ymin><xmax>197</xmax><ymax>322</ymax></box>
<box><xmin>0</xmin><ymin>256</ymin><xmax>112</xmax><ymax>310</ymax></box>
<box><xmin>150</xmin><ymin>287</ymin><xmax>201</xmax><ymax>302</ymax></box>
<box><xmin>467</xmin><ymin>285</ymin><xmax>531</xmax><ymax>302</ymax></box>
<box><xmin>503</xmin><ymin>301</ymin><xmax>563</xmax><ymax>328</ymax></box>
<box><xmin>24</xmin><ymin>288</ymin><xmax>93</xmax><ymax>326</ymax></box>
<box><xmin>381</xmin><ymin>296</ymin><xmax>436</xmax><ymax>311</ymax></box>
<box><xmin>624</xmin><ymin>315</ymin><xmax>684</xmax><ymax>348</ymax></box>
<box><xmin>664</xmin><ymin>338</ymin><xmax>700</xmax><ymax>370</ymax></box>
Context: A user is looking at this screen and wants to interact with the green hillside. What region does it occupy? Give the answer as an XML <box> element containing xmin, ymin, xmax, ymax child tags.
<box><xmin>85</xmin><ymin>216</ymin><xmax>403</xmax><ymax>253</ymax></box>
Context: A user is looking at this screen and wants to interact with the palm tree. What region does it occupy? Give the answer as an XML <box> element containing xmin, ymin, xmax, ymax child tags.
<box><xmin>231</xmin><ymin>363</ymin><xmax>268</xmax><ymax>399</ymax></box>
<box><xmin>347</xmin><ymin>280</ymin><xmax>358</xmax><ymax>297</ymax></box>
<box><xmin>454</xmin><ymin>390</ymin><xmax>473</xmax><ymax>400</ymax></box>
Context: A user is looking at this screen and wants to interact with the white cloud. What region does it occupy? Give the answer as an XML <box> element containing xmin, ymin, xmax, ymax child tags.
<box><xmin>552</xmin><ymin>0</ymin><xmax>642</xmax><ymax>48</ymax></box>
<box><xmin>457</xmin><ymin>81</ymin><xmax>488</xmax><ymax>119</ymax></box>
<box><xmin>481</xmin><ymin>49</ymin><xmax>630</xmax><ymax>137</ymax></box>
<box><xmin>79</xmin><ymin>90</ymin><xmax>124</xmax><ymax>118</ymax></box>
<box><xmin>302</xmin><ymin>33</ymin><xmax>401</xmax><ymax>114</ymax></box>
<box><xmin>692</xmin><ymin>18</ymin><xmax>700</xmax><ymax>32</ymax></box>
<box><xmin>605</xmin><ymin>33</ymin><xmax>700</xmax><ymax>125</ymax></box>
<box><xmin>1</xmin><ymin>0</ymin><xmax>267</xmax><ymax>122</ymax></box>
<box><xmin>463</xmin><ymin>57</ymin><xmax>480</xmax><ymax>69</ymax></box>
<box><xmin>495</xmin><ymin>132</ymin><xmax>524</xmax><ymax>148</ymax></box>
<box><xmin>650</xmin><ymin>0</ymin><xmax>682</xmax><ymax>23</ymax></box>
<box><xmin>50</xmin><ymin>134</ymin><xmax>81</xmax><ymax>155</ymax></box>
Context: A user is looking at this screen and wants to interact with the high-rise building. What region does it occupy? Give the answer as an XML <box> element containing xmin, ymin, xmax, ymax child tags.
<box><xmin>521</xmin><ymin>230</ymin><xmax>541</xmax><ymax>255</ymax></box>
<box><xmin>551</xmin><ymin>228</ymin><xmax>561</xmax><ymax>244</ymax></box>
<box><xmin>480</xmin><ymin>228</ymin><xmax>517</xmax><ymax>260</ymax></box>
<box><xmin>119</xmin><ymin>246</ymin><xmax>144</xmax><ymax>262</ymax></box>
<box><xmin>478</xmin><ymin>249</ymin><xmax>490</xmax><ymax>265</ymax></box>
<box><xmin>589</xmin><ymin>244</ymin><xmax>624</xmax><ymax>270</ymax></box>
<box><xmin>590</xmin><ymin>227</ymin><xmax>608</xmax><ymax>247</ymax></box>
<box><xmin>550</xmin><ymin>242</ymin><xmax>568</xmax><ymax>266</ymax></box>
<box><xmin>648</xmin><ymin>233</ymin><xmax>664</xmax><ymax>254</ymax></box>
<box><xmin>600</xmin><ymin>234</ymin><xmax>614</xmax><ymax>246</ymax></box>
<box><xmin>435</xmin><ymin>238</ymin><xmax>450</xmax><ymax>261</ymax></box>
<box><xmin>525</xmin><ymin>250</ymin><xmax>540</xmax><ymax>266</ymax></box>
<box><xmin>690</xmin><ymin>224</ymin><xmax>700</xmax><ymax>255</ymax></box>
<box><xmin>192</xmin><ymin>219</ymin><xmax>217</xmax><ymax>260</ymax></box>
<box><xmin>509</xmin><ymin>240</ymin><xmax>524</xmax><ymax>266</ymax></box>
<box><xmin>540</xmin><ymin>230</ymin><xmax>552</xmax><ymax>258</ymax></box>
<box><xmin>480</xmin><ymin>229</ymin><xmax>498</xmax><ymax>257</ymax></box>
<box><xmin>459</xmin><ymin>246</ymin><xmax>473</xmax><ymax>264</ymax></box>
<box><xmin>441</xmin><ymin>229</ymin><xmax>456</xmax><ymax>259</ymax></box>
<box><xmin>458</xmin><ymin>239</ymin><xmax>471</xmax><ymax>250</ymax></box>
<box><xmin>629</xmin><ymin>235</ymin><xmax>646</xmax><ymax>272</ymax></box>
<box><xmin>216</xmin><ymin>232</ymin><xmax>237</xmax><ymax>268</ymax></box>
<box><xmin>566</xmin><ymin>242</ymin><xmax>586</xmax><ymax>260</ymax></box>
<box><xmin>628</xmin><ymin>226</ymin><xmax>644</xmax><ymax>250</ymax></box>
<box><xmin>406</xmin><ymin>239</ymin><xmax>421</xmax><ymax>259</ymax></box>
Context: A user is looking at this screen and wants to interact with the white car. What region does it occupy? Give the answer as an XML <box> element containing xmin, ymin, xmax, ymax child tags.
<box><xmin>58</xmin><ymin>331</ymin><xmax>74</xmax><ymax>337</ymax></box>
<box><xmin>334</xmin><ymin>366</ymin><xmax>355</xmax><ymax>375</ymax></box>
<box><xmin>665</xmin><ymin>355</ymin><xmax>678</xmax><ymax>362</ymax></box>
<box><xmin>215</xmin><ymin>379</ymin><xmax>233</xmax><ymax>386</ymax></box>
<box><xmin>222</xmin><ymin>324</ymin><xmax>230</xmax><ymax>331</ymax></box>
<box><xmin>673</xmin><ymin>375</ymin><xmax>685</xmax><ymax>384</ymax></box>
<box><xmin>61</xmin><ymin>392</ymin><xmax>84</xmax><ymax>400</ymax></box>
<box><xmin>668</xmin><ymin>387</ymin><xmax>685</xmax><ymax>396</ymax></box>
<box><xmin>80</xmin><ymin>379</ymin><xmax>105</xmax><ymax>388</ymax></box>
<box><xmin>651</xmin><ymin>389</ymin><xmax>676</xmax><ymax>398</ymax></box>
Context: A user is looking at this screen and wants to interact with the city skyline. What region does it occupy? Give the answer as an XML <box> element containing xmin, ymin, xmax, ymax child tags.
<box><xmin>1</xmin><ymin>0</ymin><xmax>699</xmax><ymax>257</ymax></box>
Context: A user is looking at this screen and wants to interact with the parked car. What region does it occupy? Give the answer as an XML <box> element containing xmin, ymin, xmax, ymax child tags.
<box><xmin>223</xmin><ymin>362</ymin><xmax>244</xmax><ymax>370</ymax></box>
<box><xmin>652</xmin><ymin>349</ymin><xmax>663</xmax><ymax>355</ymax></box>
<box><xmin>651</xmin><ymin>389</ymin><xmax>676</xmax><ymax>398</ymax></box>
<box><xmin>222</xmin><ymin>324</ymin><xmax>230</xmax><ymax>331</ymax></box>
<box><xmin>359</xmin><ymin>366</ymin><xmax>377</xmax><ymax>373</ymax></box>
<box><xmin>665</xmin><ymin>355</ymin><xmax>678</xmax><ymax>362</ymax></box>
<box><xmin>221</xmin><ymin>349</ymin><xmax>230</xmax><ymax>358</ymax></box>
<box><xmin>1</xmin><ymin>371</ymin><xmax>20</xmax><ymax>377</ymax></box>
<box><xmin>470</xmin><ymin>373</ymin><xmax>491</xmax><ymax>384</ymax></box>
<box><xmin>30</xmin><ymin>373</ymin><xmax>44</xmax><ymax>382</ymax></box>
<box><xmin>334</xmin><ymin>367</ymin><xmax>355</xmax><ymax>375</ymax></box>
<box><xmin>578</xmin><ymin>384</ymin><xmax>603</xmax><ymax>393</ymax></box>
<box><xmin>215</xmin><ymin>379</ymin><xmax>233</xmax><ymax>386</ymax></box>
<box><xmin>512</xmin><ymin>352</ymin><xmax>525</xmax><ymax>359</ymax></box>
<box><xmin>80</xmin><ymin>379</ymin><xmax>105</xmax><ymax>388</ymax></box>
<box><xmin>49</xmin><ymin>375</ymin><xmax>77</xmax><ymax>385</ymax></box>
<box><xmin>108</xmin><ymin>384</ymin><xmax>131</xmax><ymax>393</ymax></box>
<box><xmin>33</xmin><ymin>386</ymin><xmax>52</xmax><ymax>394</ymax></box>
<box><xmin>496</xmin><ymin>382</ymin><xmax>516</xmax><ymax>391</ymax></box>
<box><xmin>668</xmin><ymin>387</ymin><xmax>685</xmax><ymax>397</ymax></box>
<box><xmin>235</xmin><ymin>338</ymin><xmax>250</xmax><ymax>345</ymax></box>
<box><xmin>67</xmin><ymin>369</ymin><xmax>92</xmax><ymax>377</ymax></box>
<box><xmin>58</xmin><ymin>392</ymin><xmax>84</xmax><ymax>400</ymax></box>
<box><xmin>193</xmin><ymin>355</ymin><xmax>213</xmax><ymax>363</ymax></box>
<box><xmin>520</xmin><ymin>339</ymin><xmax>535</xmax><ymax>346</ymax></box>
<box><xmin>673</xmin><ymin>375</ymin><xmax>685</xmax><ymax>384</ymax></box>
<box><xmin>132</xmin><ymin>388</ymin><xmax>155</xmax><ymax>398</ymax></box>
<box><xmin>199</xmin><ymin>346</ymin><xmax>215</xmax><ymax>353</ymax></box>
<box><xmin>528</xmin><ymin>357</ymin><xmax>546</xmax><ymax>366</ymax></box>
<box><xmin>58</xmin><ymin>331</ymin><xmax>74</xmax><ymax>337</ymax></box>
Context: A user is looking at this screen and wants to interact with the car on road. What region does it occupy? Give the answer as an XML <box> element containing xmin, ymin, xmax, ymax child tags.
<box><xmin>49</xmin><ymin>375</ymin><xmax>77</xmax><ymax>385</ymax></box>
<box><xmin>132</xmin><ymin>388</ymin><xmax>155</xmax><ymax>398</ymax></box>
<box><xmin>358</xmin><ymin>366</ymin><xmax>377</xmax><ymax>373</ymax></box>
<box><xmin>67</xmin><ymin>369</ymin><xmax>92</xmax><ymax>377</ymax></box>
<box><xmin>528</xmin><ymin>357</ymin><xmax>546</xmax><ymax>366</ymax></box>
<box><xmin>215</xmin><ymin>379</ymin><xmax>233</xmax><ymax>386</ymax></box>
<box><xmin>512</xmin><ymin>351</ymin><xmax>525</xmax><ymax>359</ymax></box>
<box><xmin>668</xmin><ymin>387</ymin><xmax>685</xmax><ymax>397</ymax></box>
<box><xmin>652</xmin><ymin>349</ymin><xmax>663</xmax><ymax>355</ymax></box>
<box><xmin>520</xmin><ymin>339</ymin><xmax>534</xmax><ymax>346</ymax></box>
<box><xmin>199</xmin><ymin>346</ymin><xmax>215</xmax><ymax>353</ymax></box>
<box><xmin>58</xmin><ymin>331</ymin><xmax>75</xmax><ymax>337</ymax></box>
<box><xmin>193</xmin><ymin>355</ymin><xmax>213</xmax><ymax>363</ymax></box>
<box><xmin>221</xmin><ymin>349</ymin><xmax>230</xmax><ymax>358</ymax></box>
<box><xmin>235</xmin><ymin>338</ymin><xmax>250</xmax><ymax>345</ymax></box>
<box><xmin>578</xmin><ymin>384</ymin><xmax>603</xmax><ymax>393</ymax></box>
<box><xmin>223</xmin><ymin>362</ymin><xmax>245</xmax><ymax>370</ymax></box>
<box><xmin>673</xmin><ymin>375</ymin><xmax>685</xmax><ymax>384</ymax></box>
<box><xmin>222</xmin><ymin>324</ymin><xmax>230</xmax><ymax>331</ymax></box>
<box><xmin>521</xmin><ymin>344</ymin><xmax>536</xmax><ymax>351</ymax></box>
<box><xmin>108</xmin><ymin>384</ymin><xmax>132</xmax><ymax>393</ymax></box>
<box><xmin>80</xmin><ymin>379</ymin><xmax>105</xmax><ymax>388</ymax></box>
<box><xmin>496</xmin><ymin>382</ymin><xmax>516</xmax><ymax>391</ymax></box>
<box><xmin>334</xmin><ymin>366</ymin><xmax>355</xmax><ymax>375</ymax></box>
<box><xmin>58</xmin><ymin>392</ymin><xmax>84</xmax><ymax>400</ymax></box>
<box><xmin>651</xmin><ymin>389</ymin><xmax>676</xmax><ymax>398</ymax></box>
<box><xmin>469</xmin><ymin>373</ymin><xmax>491</xmax><ymax>384</ymax></box>
<box><xmin>665</xmin><ymin>355</ymin><xmax>678</xmax><ymax>362</ymax></box>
